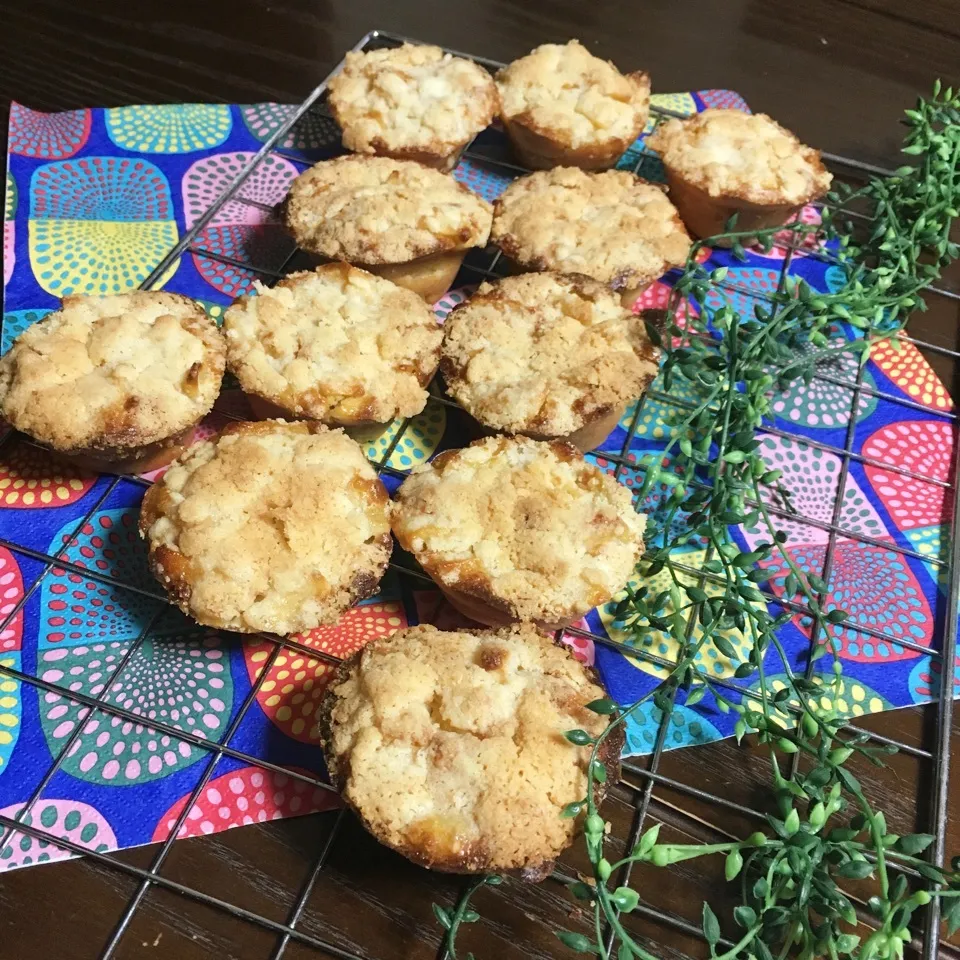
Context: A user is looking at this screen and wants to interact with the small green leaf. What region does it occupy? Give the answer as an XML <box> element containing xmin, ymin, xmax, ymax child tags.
<box><xmin>725</xmin><ymin>849</ymin><xmax>743</xmax><ymax>881</ymax></box>
<box><xmin>556</xmin><ymin>930</ymin><xmax>596</xmax><ymax>954</ymax></box>
<box><xmin>834</xmin><ymin>860</ymin><xmax>875</xmax><ymax>880</ymax></box>
<box><xmin>585</xmin><ymin>698</ymin><xmax>617</xmax><ymax>715</ymax></box>
<box><xmin>569</xmin><ymin>881</ymin><xmax>594</xmax><ymax>901</ymax></box>
<box><xmin>612</xmin><ymin>886</ymin><xmax>640</xmax><ymax>912</ymax></box>
<box><xmin>432</xmin><ymin>903</ymin><xmax>452</xmax><ymax>930</ymax></box>
<box><xmin>734</xmin><ymin>905</ymin><xmax>757</xmax><ymax>928</ymax></box>
<box><xmin>565</xmin><ymin>729</ymin><xmax>595</xmax><ymax>746</ymax></box>
<box><xmin>561</xmin><ymin>801</ymin><xmax>584</xmax><ymax>818</ymax></box>
<box><xmin>894</xmin><ymin>833</ymin><xmax>935</xmax><ymax>855</ymax></box>
<box><xmin>784</xmin><ymin>809</ymin><xmax>800</xmax><ymax>836</ymax></box>
<box><xmin>702</xmin><ymin>902</ymin><xmax>721</xmax><ymax>946</ymax></box>
<box><xmin>590</xmin><ymin>760</ymin><xmax>608</xmax><ymax>784</ymax></box>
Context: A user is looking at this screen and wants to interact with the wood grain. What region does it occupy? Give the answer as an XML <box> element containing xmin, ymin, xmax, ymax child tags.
<box><xmin>1</xmin><ymin>2</ymin><xmax>959</xmax><ymax>958</ymax></box>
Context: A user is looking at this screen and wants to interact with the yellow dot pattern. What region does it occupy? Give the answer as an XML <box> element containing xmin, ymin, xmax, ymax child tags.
<box><xmin>599</xmin><ymin>550</ymin><xmax>762</xmax><ymax>681</ymax></box>
<box><xmin>871</xmin><ymin>338</ymin><xmax>953</xmax><ymax>412</ymax></box>
<box><xmin>0</xmin><ymin>439</ymin><xmax>94</xmax><ymax>509</ymax></box>
<box><xmin>0</xmin><ymin>656</ymin><xmax>20</xmax><ymax>767</ymax></box>
<box><xmin>756</xmin><ymin>675</ymin><xmax>889</xmax><ymax>727</ymax></box>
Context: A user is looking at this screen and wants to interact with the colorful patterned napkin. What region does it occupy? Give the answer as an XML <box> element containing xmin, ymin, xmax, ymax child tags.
<box><xmin>1</xmin><ymin>91</ymin><xmax>956</xmax><ymax>872</ymax></box>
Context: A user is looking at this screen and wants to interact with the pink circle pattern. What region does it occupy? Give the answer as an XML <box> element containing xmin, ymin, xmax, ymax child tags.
<box><xmin>152</xmin><ymin>765</ymin><xmax>340</xmax><ymax>842</ymax></box>
<box><xmin>863</xmin><ymin>421</ymin><xmax>955</xmax><ymax>530</ymax></box>
<box><xmin>760</xmin><ymin>539</ymin><xmax>933</xmax><ymax>663</ymax></box>
<box><xmin>0</xmin><ymin>799</ymin><xmax>116</xmax><ymax>870</ymax></box>
<box><xmin>182</xmin><ymin>152</ymin><xmax>299</xmax><ymax>297</ymax></box>
<box><xmin>0</xmin><ymin>549</ymin><xmax>24</xmax><ymax>654</ymax></box>
<box><xmin>39</xmin><ymin>632</ymin><xmax>232</xmax><ymax>785</ymax></box>
<box><xmin>8</xmin><ymin>104</ymin><xmax>92</xmax><ymax>159</ymax></box>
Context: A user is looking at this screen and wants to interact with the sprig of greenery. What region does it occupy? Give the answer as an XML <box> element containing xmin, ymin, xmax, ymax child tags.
<box><xmin>435</xmin><ymin>82</ymin><xmax>960</xmax><ymax>960</ymax></box>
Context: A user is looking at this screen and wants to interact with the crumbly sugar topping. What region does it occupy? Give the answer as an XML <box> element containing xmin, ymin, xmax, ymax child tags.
<box><xmin>0</xmin><ymin>292</ymin><xmax>224</xmax><ymax>454</ymax></box>
<box><xmin>327</xmin><ymin>43</ymin><xmax>499</xmax><ymax>157</ymax></box>
<box><xmin>497</xmin><ymin>40</ymin><xmax>649</xmax><ymax>148</ymax></box>
<box><xmin>441</xmin><ymin>272</ymin><xmax>659</xmax><ymax>435</ymax></box>
<box><xmin>324</xmin><ymin>623</ymin><xmax>612</xmax><ymax>871</ymax></box>
<box><xmin>648</xmin><ymin>109</ymin><xmax>833</xmax><ymax>205</ymax></box>
<box><xmin>224</xmin><ymin>266</ymin><xmax>442</xmax><ymax>423</ymax></box>
<box><xmin>284</xmin><ymin>156</ymin><xmax>493</xmax><ymax>265</ymax></box>
<box><xmin>140</xmin><ymin>420</ymin><xmax>391</xmax><ymax>635</ymax></box>
<box><xmin>491</xmin><ymin>168</ymin><xmax>691</xmax><ymax>290</ymax></box>
<box><xmin>392</xmin><ymin>436</ymin><xmax>645</xmax><ymax>623</ymax></box>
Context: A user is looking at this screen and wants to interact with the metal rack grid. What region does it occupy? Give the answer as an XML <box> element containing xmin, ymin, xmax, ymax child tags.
<box><xmin>0</xmin><ymin>27</ymin><xmax>957</xmax><ymax>960</ymax></box>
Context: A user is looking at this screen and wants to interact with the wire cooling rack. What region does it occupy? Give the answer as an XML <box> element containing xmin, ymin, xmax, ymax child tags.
<box><xmin>0</xmin><ymin>27</ymin><xmax>958</xmax><ymax>960</ymax></box>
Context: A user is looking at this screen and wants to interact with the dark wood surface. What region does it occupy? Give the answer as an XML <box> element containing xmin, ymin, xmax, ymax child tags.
<box><xmin>1</xmin><ymin>2</ymin><xmax>960</xmax><ymax>959</ymax></box>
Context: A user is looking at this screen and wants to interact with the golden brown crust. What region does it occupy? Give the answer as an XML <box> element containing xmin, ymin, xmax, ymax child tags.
<box><xmin>317</xmin><ymin>624</ymin><xmax>623</xmax><ymax>875</ymax></box>
<box><xmin>441</xmin><ymin>272</ymin><xmax>660</xmax><ymax>438</ymax></box>
<box><xmin>391</xmin><ymin>435</ymin><xmax>646</xmax><ymax>625</ymax></box>
<box><xmin>647</xmin><ymin>109</ymin><xmax>832</xmax><ymax>206</ymax></box>
<box><xmin>139</xmin><ymin>419</ymin><xmax>392</xmax><ymax>636</ymax></box>
<box><xmin>283</xmin><ymin>156</ymin><xmax>493</xmax><ymax>266</ymax></box>
<box><xmin>496</xmin><ymin>40</ymin><xmax>649</xmax><ymax>167</ymax></box>
<box><xmin>327</xmin><ymin>43</ymin><xmax>499</xmax><ymax>164</ymax></box>
<box><xmin>0</xmin><ymin>292</ymin><xmax>225</xmax><ymax>458</ymax></box>
<box><xmin>490</xmin><ymin>168</ymin><xmax>691</xmax><ymax>292</ymax></box>
<box><xmin>223</xmin><ymin>265</ymin><xmax>442</xmax><ymax>425</ymax></box>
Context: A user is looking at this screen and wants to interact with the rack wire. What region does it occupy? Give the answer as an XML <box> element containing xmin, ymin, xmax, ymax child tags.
<box><xmin>0</xmin><ymin>27</ymin><xmax>957</xmax><ymax>960</ymax></box>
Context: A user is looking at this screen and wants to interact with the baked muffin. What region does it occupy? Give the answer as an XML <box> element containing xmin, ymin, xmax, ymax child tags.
<box><xmin>224</xmin><ymin>265</ymin><xmax>442</xmax><ymax>425</ymax></box>
<box><xmin>496</xmin><ymin>40</ymin><xmax>650</xmax><ymax>170</ymax></box>
<box><xmin>318</xmin><ymin>623</ymin><xmax>622</xmax><ymax>876</ymax></box>
<box><xmin>490</xmin><ymin>168</ymin><xmax>691</xmax><ymax>307</ymax></box>
<box><xmin>0</xmin><ymin>292</ymin><xmax>225</xmax><ymax>474</ymax></box>
<box><xmin>139</xmin><ymin>420</ymin><xmax>392</xmax><ymax>636</ymax></box>
<box><xmin>647</xmin><ymin>109</ymin><xmax>832</xmax><ymax>245</ymax></box>
<box><xmin>284</xmin><ymin>156</ymin><xmax>492</xmax><ymax>303</ymax></box>
<box><xmin>391</xmin><ymin>436</ymin><xmax>645</xmax><ymax>629</ymax></box>
<box><xmin>327</xmin><ymin>43</ymin><xmax>499</xmax><ymax>171</ymax></box>
<box><xmin>441</xmin><ymin>272</ymin><xmax>659</xmax><ymax>451</ymax></box>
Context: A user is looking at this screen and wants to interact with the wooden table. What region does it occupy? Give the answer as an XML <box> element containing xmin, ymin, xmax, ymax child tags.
<box><xmin>1</xmin><ymin>2</ymin><xmax>959</xmax><ymax>958</ymax></box>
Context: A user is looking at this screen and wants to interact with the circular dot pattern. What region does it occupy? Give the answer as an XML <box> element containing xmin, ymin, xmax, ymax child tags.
<box><xmin>453</xmin><ymin>158</ymin><xmax>512</xmax><ymax>203</ymax></box>
<box><xmin>29</xmin><ymin>157</ymin><xmax>179</xmax><ymax>297</ymax></box>
<box><xmin>741</xmin><ymin>435</ymin><xmax>887</xmax><ymax>548</ymax></box>
<box><xmin>247</xmin><ymin>602</ymin><xmax>408</xmax><ymax>744</ymax></box>
<box><xmin>9</xmin><ymin>104</ymin><xmax>92</xmax><ymax>159</ymax></box>
<box><xmin>864</xmin><ymin>421</ymin><xmax>955</xmax><ymax>531</ymax></box>
<box><xmin>0</xmin><ymin>654</ymin><xmax>22</xmax><ymax>774</ymax></box>
<box><xmin>0</xmin><ymin>550</ymin><xmax>24</xmax><ymax>654</ymax></box>
<box><xmin>3</xmin><ymin>308</ymin><xmax>53</xmax><ymax>355</ymax></box>
<box><xmin>909</xmin><ymin>654</ymin><xmax>960</xmax><ymax>703</ymax></box>
<box><xmin>751</xmin><ymin>675</ymin><xmax>890</xmax><ymax>723</ymax></box>
<box><xmin>348</xmin><ymin>399</ymin><xmax>446</xmax><ymax>470</ymax></box>
<box><xmin>695</xmin><ymin>90</ymin><xmax>750</xmax><ymax>112</ymax></box>
<box><xmin>0</xmin><ymin>799</ymin><xmax>116</xmax><ymax>868</ymax></box>
<box><xmin>871</xmin><ymin>339</ymin><xmax>953</xmax><ymax>411</ymax></box>
<box><xmin>762</xmin><ymin>539</ymin><xmax>932</xmax><ymax>662</ymax></box>
<box><xmin>0</xmin><ymin>435</ymin><xmax>95</xmax><ymax>509</ymax></box>
<box><xmin>153</xmin><ymin>765</ymin><xmax>339</xmax><ymax>842</ymax></box>
<box><xmin>623</xmin><ymin>702</ymin><xmax>722</xmax><ymax>755</ymax></box>
<box><xmin>40</xmin><ymin>632</ymin><xmax>231</xmax><ymax>784</ymax></box>
<box><xmin>599</xmin><ymin>550</ymin><xmax>757</xmax><ymax>680</ymax></box>
<box><xmin>39</xmin><ymin>509</ymin><xmax>164</xmax><ymax>647</ymax></box>
<box><xmin>241</xmin><ymin>103</ymin><xmax>340</xmax><ymax>153</ymax></box>
<box><xmin>769</xmin><ymin>340</ymin><xmax>877</xmax><ymax>428</ymax></box>
<box><xmin>106</xmin><ymin>104</ymin><xmax>232</xmax><ymax>153</ymax></box>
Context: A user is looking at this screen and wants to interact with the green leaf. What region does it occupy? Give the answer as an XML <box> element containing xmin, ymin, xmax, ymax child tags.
<box><xmin>462</xmin><ymin>909</ymin><xmax>480</xmax><ymax>924</ymax></box>
<box><xmin>432</xmin><ymin>903</ymin><xmax>452</xmax><ymax>930</ymax></box>
<box><xmin>556</xmin><ymin>930</ymin><xmax>596</xmax><ymax>954</ymax></box>
<box><xmin>725</xmin><ymin>849</ymin><xmax>743</xmax><ymax>881</ymax></box>
<box><xmin>834</xmin><ymin>859</ymin><xmax>875</xmax><ymax>880</ymax></box>
<box><xmin>702</xmin><ymin>902</ymin><xmax>721</xmax><ymax>946</ymax></box>
<box><xmin>894</xmin><ymin>833</ymin><xmax>935</xmax><ymax>855</ymax></box>
<box><xmin>734</xmin><ymin>905</ymin><xmax>757</xmax><ymax>929</ymax></box>
<box><xmin>946</xmin><ymin>899</ymin><xmax>960</xmax><ymax>937</ymax></box>
<box><xmin>617</xmin><ymin>944</ymin><xmax>633</xmax><ymax>960</ymax></box>
<box><xmin>590</xmin><ymin>760</ymin><xmax>608</xmax><ymax>783</ymax></box>
<box><xmin>569</xmin><ymin>881</ymin><xmax>594</xmax><ymax>901</ymax></box>
<box><xmin>565</xmin><ymin>729</ymin><xmax>595</xmax><ymax>746</ymax></box>
<box><xmin>634</xmin><ymin>823</ymin><xmax>661</xmax><ymax>857</ymax></box>
<box><xmin>561</xmin><ymin>801</ymin><xmax>584</xmax><ymax>818</ymax></box>
<box><xmin>612</xmin><ymin>886</ymin><xmax>640</xmax><ymax>912</ymax></box>
<box><xmin>585</xmin><ymin>698</ymin><xmax>617</xmax><ymax>715</ymax></box>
